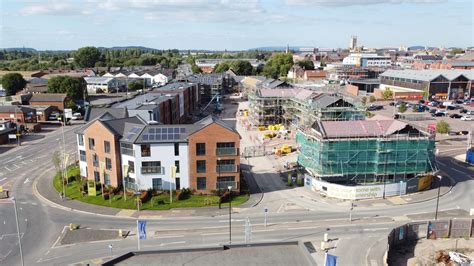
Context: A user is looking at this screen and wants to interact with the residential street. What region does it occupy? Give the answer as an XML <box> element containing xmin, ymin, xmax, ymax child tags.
<box><xmin>0</xmin><ymin>103</ymin><xmax>473</xmax><ymax>265</ymax></box>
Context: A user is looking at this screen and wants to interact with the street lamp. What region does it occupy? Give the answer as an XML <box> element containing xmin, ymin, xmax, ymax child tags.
<box><xmin>228</xmin><ymin>185</ymin><xmax>232</xmax><ymax>245</ymax></box>
<box><xmin>11</xmin><ymin>197</ymin><xmax>24</xmax><ymax>266</ymax></box>
<box><xmin>218</xmin><ymin>157</ymin><xmax>221</xmax><ymax>207</ymax></box>
<box><xmin>434</xmin><ymin>175</ymin><xmax>442</xmax><ymax>220</ymax></box>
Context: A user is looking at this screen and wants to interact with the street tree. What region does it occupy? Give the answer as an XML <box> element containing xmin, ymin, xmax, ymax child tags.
<box><xmin>1</xmin><ymin>73</ymin><xmax>26</xmax><ymax>96</ymax></box>
<box><xmin>398</xmin><ymin>103</ymin><xmax>407</xmax><ymax>113</ymax></box>
<box><xmin>74</xmin><ymin>46</ymin><xmax>101</xmax><ymax>68</ymax></box>
<box><xmin>297</xmin><ymin>60</ymin><xmax>315</xmax><ymax>70</ymax></box>
<box><xmin>47</xmin><ymin>76</ymin><xmax>83</xmax><ymax>100</ymax></box>
<box><xmin>263</xmin><ymin>53</ymin><xmax>293</xmax><ymax>79</ymax></box>
<box><xmin>436</xmin><ymin>120</ymin><xmax>451</xmax><ymax>134</ymax></box>
<box><xmin>369</xmin><ymin>95</ymin><xmax>376</xmax><ymax>103</ymax></box>
<box><xmin>361</xmin><ymin>96</ymin><xmax>367</xmax><ymax>106</ymax></box>
<box><xmin>382</xmin><ymin>88</ymin><xmax>393</xmax><ymax>100</ymax></box>
<box><xmin>128</xmin><ymin>80</ymin><xmax>144</xmax><ymax>91</ymax></box>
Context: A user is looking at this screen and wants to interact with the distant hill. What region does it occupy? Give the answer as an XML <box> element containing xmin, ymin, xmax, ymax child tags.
<box><xmin>97</xmin><ymin>46</ymin><xmax>161</xmax><ymax>52</ymax></box>
<box><xmin>408</xmin><ymin>45</ymin><xmax>436</xmax><ymax>51</ymax></box>
<box><xmin>2</xmin><ymin>47</ymin><xmax>37</xmax><ymax>52</ymax></box>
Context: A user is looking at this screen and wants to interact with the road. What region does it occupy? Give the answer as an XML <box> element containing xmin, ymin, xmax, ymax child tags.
<box><xmin>0</xmin><ymin>107</ymin><xmax>473</xmax><ymax>265</ymax></box>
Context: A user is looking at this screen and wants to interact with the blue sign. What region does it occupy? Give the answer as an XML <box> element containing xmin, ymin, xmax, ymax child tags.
<box><xmin>264</xmin><ymin>208</ymin><xmax>268</xmax><ymax>213</ymax></box>
<box><xmin>325</xmin><ymin>253</ymin><xmax>337</xmax><ymax>266</ymax></box>
<box><xmin>138</xmin><ymin>220</ymin><xmax>147</xmax><ymax>240</ymax></box>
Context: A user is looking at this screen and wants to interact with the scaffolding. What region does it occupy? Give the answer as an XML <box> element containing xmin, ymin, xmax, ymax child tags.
<box><xmin>296</xmin><ymin>130</ymin><xmax>436</xmax><ymax>184</ymax></box>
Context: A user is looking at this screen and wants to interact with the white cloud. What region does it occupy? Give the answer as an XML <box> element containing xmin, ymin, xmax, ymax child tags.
<box><xmin>20</xmin><ymin>1</ymin><xmax>82</xmax><ymax>16</ymax></box>
<box><xmin>284</xmin><ymin>0</ymin><xmax>446</xmax><ymax>6</ymax></box>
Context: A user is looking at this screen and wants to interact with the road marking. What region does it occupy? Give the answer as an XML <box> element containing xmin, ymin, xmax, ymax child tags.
<box><xmin>23</xmin><ymin>178</ymin><xmax>30</xmax><ymax>184</ymax></box>
<box><xmin>159</xmin><ymin>241</ymin><xmax>185</xmax><ymax>246</ymax></box>
<box><xmin>154</xmin><ymin>235</ymin><xmax>184</xmax><ymax>239</ymax></box>
<box><xmin>437</xmin><ymin>161</ymin><xmax>447</xmax><ymax>167</ymax></box>
<box><xmin>202</xmin><ymin>226</ymin><xmax>228</xmax><ymax>229</ymax></box>
<box><xmin>0</xmin><ymin>177</ymin><xmax>7</xmax><ymax>182</ymax></box>
<box><xmin>452</xmin><ymin>168</ymin><xmax>465</xmax><ymax>174</ymax></box>
<box><xmin>219</xmin><ymin>219</ymin><xmax>243</xmax><ymax>222</ymax></box>
<box><xmin>253</xmin><ymin>229</ymin><xmax>276</xmax><ymax>232</ymax></box>
<box><xmin>4</xmin><ymin>166</ymin><xmax>12</xmax><ymax>172</ymax></box>
<box><xmin>51</xmin><ymin>226</ymin><xmax>67</xmax><ymax>248</ymax></box>
<box><xmin>201</xmin><ymin>232</ymin><xmax>227</xmax><ymax>236</ymax></box>
<box><xmin>363</xmin><ymin>228</ymin><xmax>389</xmax><ymax>232</ymax></box>
<box><xmin>287</xmin><ymin>227</ymin><xmax>318</xmax><ymax>231</ymax></box>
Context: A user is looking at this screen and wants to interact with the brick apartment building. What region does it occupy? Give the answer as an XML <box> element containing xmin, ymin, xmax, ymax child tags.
<box><xmin>77</xmin><ymin>115</ymin><xmax>240</xmax><ymax>193</ymax></box>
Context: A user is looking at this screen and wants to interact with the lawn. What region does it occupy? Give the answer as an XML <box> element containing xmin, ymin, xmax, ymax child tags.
<box><xmin>53</xmin><ymin>166</ymin><xmax>249</xmax><ymax>210</ymax></box>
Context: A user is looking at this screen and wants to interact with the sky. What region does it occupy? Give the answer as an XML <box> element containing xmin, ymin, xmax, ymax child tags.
<box><xmin>0</xmin><ymin>0</ymin><xmax>472</xmax><ymax>51</ymax></box>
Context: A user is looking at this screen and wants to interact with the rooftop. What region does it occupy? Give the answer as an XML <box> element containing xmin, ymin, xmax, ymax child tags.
<box><xmin>84</xmin><ymin>77</ymin><xmax>116</xmax><ymax>83</ymax></box>
<box><xmin>380</xmin><ymin>69</ymin><xmax>474</xmax><ymax>81</ymax></box>
<box><xmin>29</xmin><ymin>93</ymin><xmax>68</xmax><ymax>102</ymax></box>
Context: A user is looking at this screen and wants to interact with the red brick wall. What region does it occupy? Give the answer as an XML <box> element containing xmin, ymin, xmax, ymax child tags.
<box><xmin>188</xmin><ymin>123</ymin><xmax>240</xmax><ymax>193</ymax></box>
<box><xmin>83</xmin><ymin>121</ymin><xmax>122</xmax><ymax>187</ymax></box>
<box><xmin>346</xmin><ymin>84</ymin><xmax>359</xmax><ymax>96</ymax></box>
<box><xmin>30</xmin><ymin>100</ymin><xmax>66</xmax><ymax>111</ymax></box>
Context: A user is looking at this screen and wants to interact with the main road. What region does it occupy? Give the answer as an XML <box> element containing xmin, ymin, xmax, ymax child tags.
<box><xmin>0</xmin><ymin>119</ymin><xmax>472</xmax><ymax>265</ymax></box>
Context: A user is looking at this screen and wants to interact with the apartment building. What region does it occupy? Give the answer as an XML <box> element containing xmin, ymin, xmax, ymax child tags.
<box><xmin>77</xmin><ymin>115</ymin><xmax>240</xmax><ymax>193</ymax></box>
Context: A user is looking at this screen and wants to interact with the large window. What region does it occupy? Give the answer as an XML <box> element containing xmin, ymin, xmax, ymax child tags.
<box><xmin>217</xmin><ymin>159</ymin><xmax>236</xmax><ymax>172</ymax></box>
<box><xmin>94</xmin><ymin>171</ymin><xmax>100</xmax><ymax>182</ymax></box>
<box><xmin>80</xmin><ymin>150</ymin><xmax>86</xmax><ymax>162</ymax></box>
<box><xmin>104</xmin><ymin>173</ymin><xmax>110</xmax><ymax>186</ymax></box>
<box><xmin>141</xmin><ymin>161</ymin><xmax>162</xmax><ymax>174</ymax></box>
<box><xmin>88</xmin><ymin>138</ymin><xmax>95</xmax><ymax>150</ymax></box>
<box><xmin>120</xmin><ymin>143</ymin><xmax>134</xmax><ymax>156</ymax></box>
<box><xmin>141</xmin><ymin>144</ymin><xmax>151</xmax><ymax>157</ymax></box>
<box><xmin>216</xmin><ymin>142</ymin><xmax>236</xmax><ymax>156</ymax></box>
<box><xmin>104</xmin><ymin>141</ymin><xmax>111</xmax><ymax>153</ymax></box>
<box><xmin>217</xmin><ymin>176</ymin><xmax>235</xmax><ymax>190</ymax></box>
<box><xmin>128</xmin><ymin>161</ymin><xmax>134</xmax><ymax>174</ymax></box>
<box><xmin>152</xmin><ymin>178</ymin><xmax>162</xmax><ymax>190</ymax></box>
<box><xmin>197</xmin><ymin>160</ymin><xmax>206</xmax><ymax>173</ymax></box>
<box><xmin>197</xmin><ymin>177</ymin><xmax>206</xmax><ymax>190</ymax></box>
<box><xmin>174</xmin><ymin>143</ymin><xmax>179</xmax><ymax>156</ymax></box>
<box><xmin>105</xmin><ymin>158</ymin><xmax>112</xmax><ymax>170</ymax></box>
<box><xmin>78</xmin><ymin>134</ymin><xmax>84</xmax><ymax>146</ymax></box>
<box><xmin>175</xmin><ymin>160</ymin><xmax>180</xmax><ymax>173</ymax></box>
<box><xmin>93</xmin><ymin>154</ymin><xmax>99</xmax><ymax>167</ymax></box>
<box><xmin>196</xmin><ymin>143</ymin><xmax>206</xmax><ymax>156</ymax></box>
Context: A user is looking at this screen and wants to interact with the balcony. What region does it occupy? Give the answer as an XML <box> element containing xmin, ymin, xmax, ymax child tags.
<box><xmin>216</xmin><ymin>147</ymin><xmax>237</xmax><ymax>156</ymax></box>
<box><xmin>216</xmin><ymin>181</ymin><xmax>238</xmax><ymax>190</ymax></box>
<box><xmin>216</xmin><ymin>164</ymin><xmax>237</xmax><ymax>173</ymax></box>
<box><xmin>141</xmin><ymin>166</ymin><xmax>164</xmax><ymax>174</ymax></box>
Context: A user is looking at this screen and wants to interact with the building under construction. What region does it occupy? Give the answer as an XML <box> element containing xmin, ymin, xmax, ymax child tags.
<box><xmin>297</xmin><ymin>117</ymin><xmax>436</xmax><ymax>185</ymax></box>
<box><xmin>248</xmin><ymin>88</ymin><xmax>365</xmax><ymax>128</ymax></box>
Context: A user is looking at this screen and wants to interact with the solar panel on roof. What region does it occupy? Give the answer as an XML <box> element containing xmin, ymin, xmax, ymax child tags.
<box><xmin>174</xmin><ymin>134</ymin><xmax>179</xmax><ymax>139</ymax></box>
<box><xmin>142</xmin><ymin>135</ymin><xmax>149</xmax><ymax>141</ymax></box>
<box><xmin>149</xmin><ymin>128</ymin><xmax>155</xmax><ymax>133</ymax></box>
<box><xmin>162</xmin><ymin>134</ymin><xmax>168</xmax><ymax>140</ymax></box>
<box><xmin>174</xmin><ymin>128</ymin><xmax>179</xmax><ymax>133</ymax></box>
<box><xmin>180</xmin><ymin>128</ymin><xmax>185</xmax><ymax>133</ymax></box>
<box><xmin>156</xmin><ymin>128</ymin><xmax>161</xmax><ymax>133</ymax></box>
<box><xmin>149</xmin><ymin>134</ymin><xmax>155</xmax><ymax>140</ymax></box>
<box><xmin>156</xmin><ymin>135</ymin><xmax>161</xmax><ymax>140</ymax></box>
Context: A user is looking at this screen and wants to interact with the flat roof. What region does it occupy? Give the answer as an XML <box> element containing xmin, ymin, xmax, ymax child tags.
<box><xmin>104</xmin><ymin>242</ymin><xmax>315</xmax><ymax>266</ymax></box>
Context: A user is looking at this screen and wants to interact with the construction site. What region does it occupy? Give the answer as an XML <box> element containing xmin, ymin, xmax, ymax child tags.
<box><xmin>296</xmin><ymin>118</ymin><xmax>436</xmax><ymax>186</ymax></box>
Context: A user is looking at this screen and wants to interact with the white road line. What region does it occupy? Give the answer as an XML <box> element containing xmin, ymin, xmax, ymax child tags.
<box><xmin>154</xmin><ymin>235</ymin><xmax>184</xmax><ymax>239</ymax></box>
<box><xmin>51</xmin><ymin>226</ymin><xmax>67</xmax><ymax>248</ymax></box>
<box><xmin>23</xmin><ymin>178</ymin><xmax>30</xmax><ymax>184</ymax></box>
<box><xmin>363</xmin><ymin>228</ymin><xmax>389</xmax><ymax>232</ymax></box>
<box><xmin>4</xmin><ymin>166</ymin><xmax>12</xmax><ymax>172</ymax></box>
<box><xmin>437</xmin><ymin>161</ymin><xmax>447</xmax><ymax>167</ymax></box>
<box><xmin>201</xmin><ymin>232</ymin><xmax>227</xmax><ymax>236</ymax></box>
<box><xmin>0</xmin><ymin>177</ymin><xmax>7</xmax><ymax>182</ymax></box>
<box><xmin>287</xmin><ymin>227</ymin><xmax>318</xmax><ymax>231</ymax></box>
<box><xmin>202</xmin><ymin>226</ymin><xmax>228</xmax><ymax>229</ymax></box>
<box><xmin>160</xmin><ymin>241</ymin><xmax>185</xmax><ymax>246</ymax></box>
<box><xmin>452</xmin><ymin>168</ymin><xmax>466</xmax><ymax>174</ymax></box>
<box><xmin>253</xmin><ymin>229</ymin><xmax>276</xmax><ymax>232</ymax></box>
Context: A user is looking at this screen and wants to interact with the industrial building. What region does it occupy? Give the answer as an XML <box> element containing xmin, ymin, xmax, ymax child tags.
<box><xmin>297</xmin><ymin>117</ymin><xmax>436</xmax><ymax>186</ymax></box>
<box><xmin>248</xmin><ymin>88</ymin><xmax>364</xmax><ymax>128</ymax></box>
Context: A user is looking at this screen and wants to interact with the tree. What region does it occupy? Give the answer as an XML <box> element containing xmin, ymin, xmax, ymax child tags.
<box><xmin>1</xmin><ymin>73</ymin><xmax>26</xmax><ymax>96</ymax></box>
<box><xmin>65</xmin><ymin>99</ymin><xmax>78</xmax><ymax>111</ymax></box>
<box><xmin>297</xmin><ymin>60</ymin><xmax>315</xmax><ymax>70</ymax></box>
<box><xmin>361</xmin><ymin>96</ymin><xmax>367</xmax><ymax>106</ymax></box>
<box><xmin>230</xmin><ymin>60</ymin><xmax>253</xmax><ymax>75</ymax></box>
<box><xmin>369</xmin><ymin>95</ymin><xmax>376</xmax><ymax>103</ymax></box>
<box><xmin>262</xmin><ymin>53</ymin><xmax>293</xmax><ymax>79</ymax></box>
<box><xmin>382</xmin><ymin>88</ymin><xmax>393</xmax><ymax>100</ymax></box>
<box><xmin>74</xmin><ymin>46</ymin><xmax>100</xmax><ymax>68</ymax></box>
<box><xmin>47</xmin><ymin>76</ymin><xmax>83</xmax><ymax>100</ymax></box>
<box><xmin>450</xmin><ymin>48</ymin><xmax>464</xmax><ymax>55</ymax></box>
<box><xmin>398</xmin><ymin>103</ymin><xmax>407</xmax><ymax>113</ymax></box>
<box><xmin>213</xmin><ymin>62</ymin><xmax>231</xmax><ymax>73</ymax></box>
<box><xmin>128</xmin><ymin>80</ymin><xmax>144</xmax><ymax>91</ymax></box>
<box><xmin>191</xmin><ymin>64</ymin><xmax>202</xmax><ymax>74</ymax></box>
<box><xmin>436</xmin><ymin>120</ymin><xmax>451</xmax><ymax>134</ymax></box>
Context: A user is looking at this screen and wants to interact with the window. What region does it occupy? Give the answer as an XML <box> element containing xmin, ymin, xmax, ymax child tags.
<box><xmin>152</xmin><ymin>178</ymin><xmax>162</xmax><ymax>190</ymax></box>
<box><xmin>120</xmin><ymin>143</ymin><xmax>134</xmax><ymax>156</ymax></box>
<box><xmin>141</xmin><ymin>144</ymin><xmax>151</xmax><ymax>157</ymax></box>
<box><xmin>217</xmin><ymin>176</ymin><xmax>235</xmax><ymax>190</ymax></box>
<box><xmin>174</xmin><ymin>143</ymin><xmax>179</xmax><ymax>156</ymax></box>
<box><xmin>104</xmin><ymin>173</ymin><xmax>110</xmax><ymax>186</ymax></box>
<box><xmin>128</xmin><ymin>161</ymin><xmax>135</xmax><ymax>173</ymax></box>
<box><xmin>93</xmin><ymin>154</ymin><xmax>99</xmax><ymax>167</ymax></box>
<box><xmin>80</xmin><ymin>150</ymin><xmax>86</xmax><ymax>162</ymax></box>
<box><xmin>197</xmin><ymin>177</ymin><xmax>206</xmax><ymax>190</ymax></box>
<box><xmin>78</xmin><ymin>134</ymin><xmax>84</xmax><ymax>146</ymax></box>
<box><xmin>88</xmin><ymin>138</ymin><xmax>95</xmax><ymax>150</ymax></box>
<box><xmin>94</xmin><ymin>171</ymin><xmax>100</xmax><ymax>182</ymax></box>
<box><xmin>196</xmin><ymin>143</ymin><xmax>206</xmax><ymax>156</ymax></box>
<box><xmin>176</xmin><ymin>178</ymin><xmax>180</xmax><ymax>190</ymax></box>
<box><xmin>104</xmin><ymin>141</ymin><xmax>110</xmax><ymax>153</ymax></box>
<box><xmin>197</xmin><ymin>160</ymin><xmax>206</xmax><ymax>173</ymax></box>
<box><xmin>141</xmin><ymin>161</ymin><xmax>162</xmax><ymax>174</ymax></box>
<box><xmin>175</xmin><ymin>160</ymin><xmax>180</xmax><ymax>173</ymax></box>
<box><xmin>106</xmin><ymin>158</ymin><xmax>112</xmax><ymax>170</ymax></box>
<box><xmin>216</xmin><ymin>142</ymin><xmax>236</xmax><ymax>155</ymax></box>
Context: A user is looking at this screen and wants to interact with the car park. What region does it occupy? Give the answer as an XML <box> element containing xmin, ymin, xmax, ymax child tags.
<box><xmin>459</xmin><ymin>131</ymin><xmax>469</xmax><ymax>135</ymax></box>
<box><xmin>48</xmin><ymin>113</ymin><xmax>60</xmax><ymax>120</ymax></box>
<box><xmin>429</xmin><ymin>109</ymin><xmax>437</xmax><ymax>114</ymax></box>
<box><xmin>71</xmin><ymin>112</ymin><xmax>83</xmax><ymax>120</ymax></box>
<box><xmin>461</xmin><ymin>115</ymin><xmax>472</xmax><ymax>121</ymax></box>
<box><xmin>459</xmin><ymin>108</ymin><xmax>468</xmax><ymax>113</ymax></box>
<box><xmin>449</xmin><ymin>113</ymin><xmax>462</xmax><ymax>119</ymax></box>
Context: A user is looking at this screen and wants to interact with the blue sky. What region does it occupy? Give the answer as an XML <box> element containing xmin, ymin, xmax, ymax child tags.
<box><xmin>0</xmin><ymin>0</ymin><xmax>472</xmax><ymax>50</ymax></box>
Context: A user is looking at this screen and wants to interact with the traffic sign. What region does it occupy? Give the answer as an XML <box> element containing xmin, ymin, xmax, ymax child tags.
<box><xmin>264</xmin><ymin>208</ymin><xmax>268</xmax><ymax>213</ymax></box>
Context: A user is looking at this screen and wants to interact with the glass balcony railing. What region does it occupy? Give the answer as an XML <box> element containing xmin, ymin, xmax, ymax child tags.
<box><xmin>216</xmin><ymin>147</ymin><xmax>237</xmax><ymax>156</ymax></box>
<box><xmin>216</xmin><ymin>165</ymin><xmax>237</xmax><ymax>173</ymax></box>
<box><xmin>216</xmin><ymin>181</ymin><xmax>237</xmax><ymax>190</ymax></box>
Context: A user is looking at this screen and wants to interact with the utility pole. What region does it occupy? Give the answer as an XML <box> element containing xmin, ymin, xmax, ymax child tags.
<box><xmin>11</xmin><ymin>197</ymin><xmax>24</xmax><ymax>266</ymax></box>
<box><xmin>60</xmin><ymin>116</ymin><xmax>67</xmax><ymax>199</ymax></box>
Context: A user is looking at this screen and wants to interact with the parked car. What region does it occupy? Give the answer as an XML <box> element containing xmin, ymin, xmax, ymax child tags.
<box><xmin>449</xmin><ymin>113</ymin><xmax>462</xmax><ymax>119</ymax></box>
<box><xmin>454</xmin><ymin>99</ymin><xmax>464</xmax><ymax>104</ymax></box>
<box><xmin>448</xmin><ymin>131</ymin><xmax>458</xmax><ymax>136</ymax></box>
<box><xmin>429</xmin><ymin>109</ymin><xmax>437</xmax><ymax>114</ymax></box>
<box><xmin>459</xmin><ymin>108</ymin><xmax>468</xmax><ymax>114</ymax></box>
<box><xmin>48</xmin><ymin>113</ymin><xmax>60</xmax><ymax>120</ymax></box>
<box><xmin>432</xmin><ymin>112</ymin><xmax>447</xmax><ymax>117</ymax></box>
<box><xmin>367</xmin><ymin>104</ymin><xmax>383</xmax><ymax>111</ymax></box>
<box><xmin>71</xmin><ymin>112</ymin><xmax>83</xmax><ymax>120</ymax></box>
<box><xmin>459</xmin><ymin>131</ymin><xmax>469</xmax><ymax>135</ymax></box>
<box><xmin>461</xmin><ymin>115</ymin><xmax>472</xmax><ymax>121</ymax></box>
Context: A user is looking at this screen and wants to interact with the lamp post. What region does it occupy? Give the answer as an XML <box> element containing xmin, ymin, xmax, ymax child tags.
<box><xmin>218</xmin><ymin>157</ymin><xmax>221</xmax><ymax>207</ymax></box>
<box><xmin>59</xmin><ymin>116</ymin><xmax>67</xmax><ymax>200</ymax></box>
<box><xmin>11</xmin><ymin>197</ymin><xmax>24</xmax><ymax>266</ymax></box>
<box><xmin>434</xmin><ymin>175</ymin><xmax>442</xmax><ymax>220</ymax></box>
<box><xmin>228</xmin><ymin>185</ymin><xmax>232</xmax><ymax>245</ymax></box>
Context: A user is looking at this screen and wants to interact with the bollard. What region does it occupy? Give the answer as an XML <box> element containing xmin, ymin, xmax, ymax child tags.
<box><xmin>324</xmin><ymin>233</ymin><xmax>328</xmax><ymax>242</ymax></box>
<box><xmin>320</xmin><ymin>241</ymin><xmax>325</xmax><ymax>251</ymax></box>
<box><xmin>118</xmin><ymin>229</ymin><xmax>123</xmax><ymax>237</ymax></box>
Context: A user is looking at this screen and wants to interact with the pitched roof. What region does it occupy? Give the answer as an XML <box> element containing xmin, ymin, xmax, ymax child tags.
<box><xmin>84</xmin><ymin>77</ymin><xmax>116</xmax><ymax>83</ymax></box>
<box><xmin>380</xmin><ymin>69</ymin><xmax>474</xmax><ymax>81</ymax></box>
<box><xmin>317</xmin><ymin>119</ymin><xmax>409</xmax><ymax>138</ymax></box>
<box><xmin>304</xmin><ymin>70</ymin><xmax>327</xmax><ymax>78</ymax></box>
<box><xmin>29</xmin><ymin>93</ymin><xmax>68</xmax><ymax>102</ymax></box>
<box><xmin>84</xmin><ymin>107</ymin><xmax>128</xmax><ymax>122</ymax></box>
<box><xmin>0</xmin><ymin>105</ymin><xmax>36</xmax><ymax>113</ymax></box>
<box><xmin>101</xmin><ymin>116</ymin><xmax>145</xmax><ymax>136</ymax></box>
